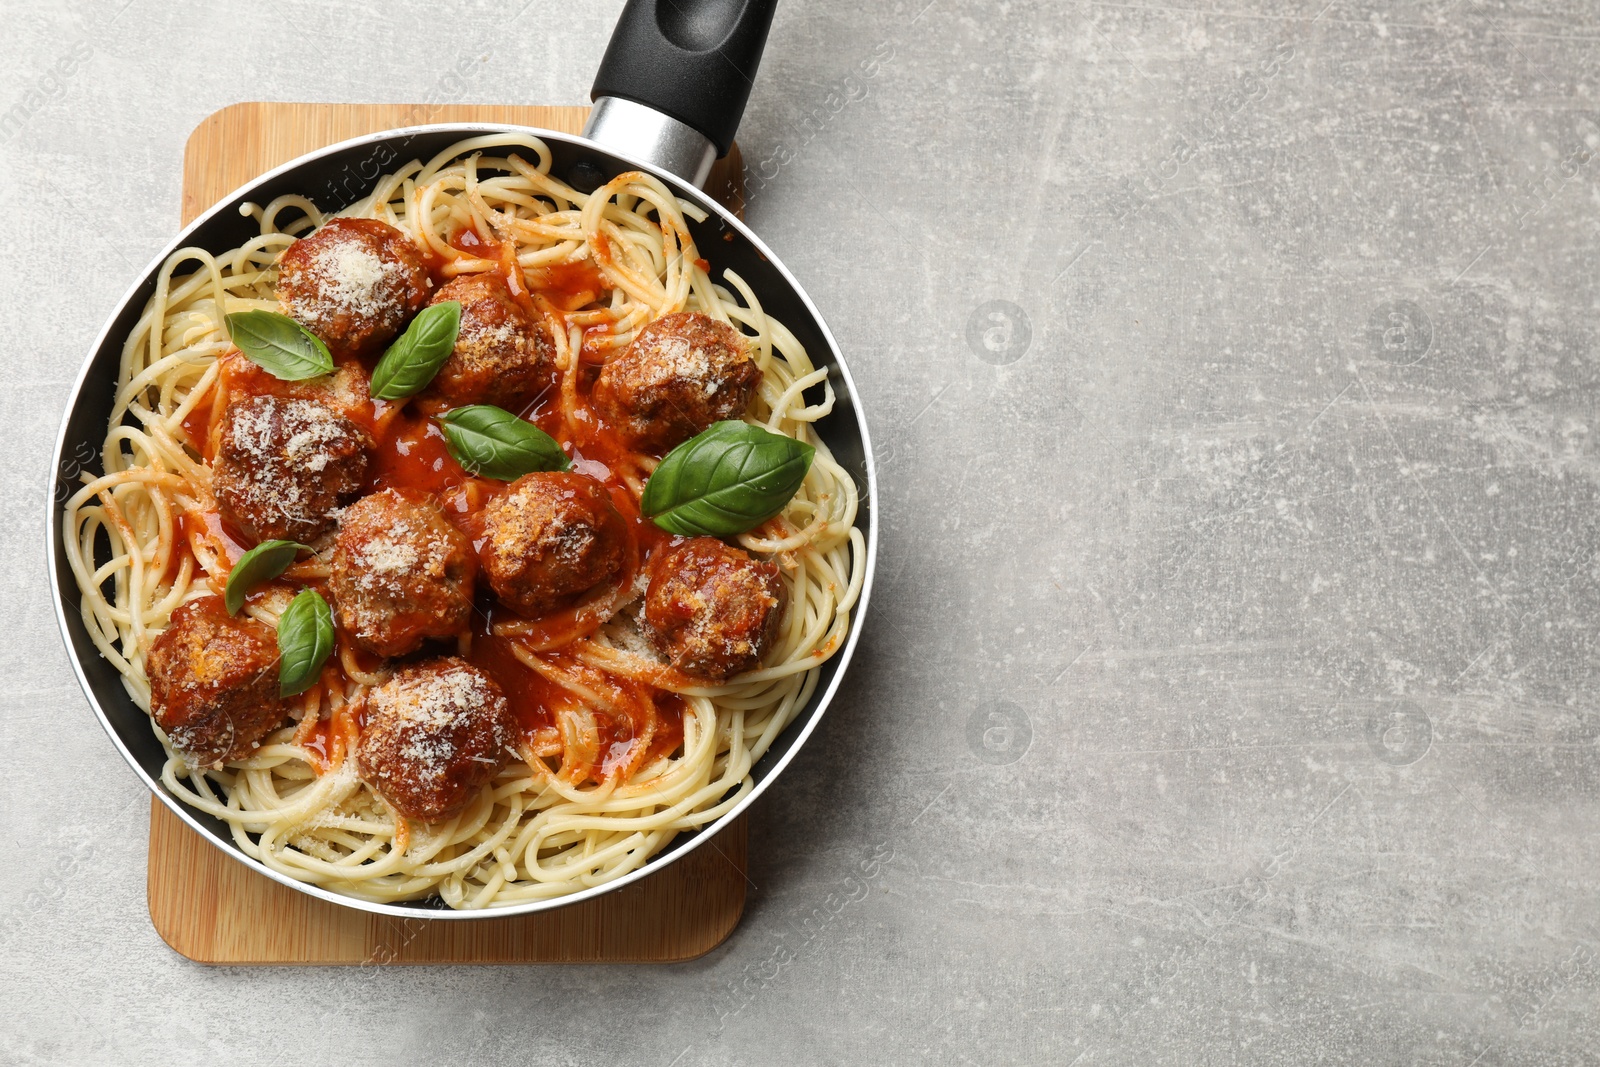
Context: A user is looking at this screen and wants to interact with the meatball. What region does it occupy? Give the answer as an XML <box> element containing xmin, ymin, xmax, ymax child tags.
<box><xmin>642</xmin><ymin>538</ymin><xmax>784</xmax><ymax>682</ymax></box>
<box><xmin>357</xmin><ymin>658</ymin><xmax>514</xmax><ymax>823</ymax></box>
<box><xmin>212</xmin><ymin>395</ymin><xmax>371</xmax><ymax>543</ymax></box>
<box><xmin>194</xmin><ymin>355</ymin><xmax>375</xmax><ymax>462</ymax></box>
<box><xmin>330</xmin><ymin>489</ymin><xmax>475</xmax><ymax>657</ymax></box>
<box><xmin>279</xmin><ymin>357</ymin><xmax>374</xmax><ymax>423</ymax></box>
<box><xmin>276</xmin><ymin>217</ymin><xmax>432</xmax><ymax>359</ymax></box>
<box><xmin>147</xmin><ymin>596</ymin><xmax>293</xmax><ymax>767</ymax></box>
<box><xmin>592</xmin><ymin>312</ymin><xmax>760</xmax><ymax>453</ymax></box>
<box><xmin>478</xmin><ymin>472</ymin><xmax>626</xmax><ymax>618</ymax></box>
<box><xmin>420</xmin><ymin>272</ymin><xmax>553</xmax><ymax>409</ymax></box>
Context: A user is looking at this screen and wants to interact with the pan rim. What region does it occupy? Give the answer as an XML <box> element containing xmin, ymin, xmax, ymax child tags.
<box><xmin>46</xmin><ymin>121</ymin><xmax>878</xmax><ymax>921</ymax></box>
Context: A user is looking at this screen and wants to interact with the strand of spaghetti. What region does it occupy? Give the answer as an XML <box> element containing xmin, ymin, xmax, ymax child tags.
<box><xmin>63</xmin><ymin>466</ymin><xmax>190</xmax><ymax>513</ymax></box>
<box><xmin>554</xmin><ymin>309</ymin><xmax>581</xmax><ymax>426</ymax></box>
<box><xmin>719</xmin><ymin>270</ymin><xmax>774</xmax><ymax>369</ymax></box>
<box><xmin>63</xmin><ymin>478</ymin><xmax>185</xmax><ymax>632</ymax></box>
<box><xmin>582</xmin><ymin>175</ymin><xmax>671</xmax><ymax>307</ymax></box>
<box><xmin>408</xmin><ymin>795</ymin><xmax>527</xmax><ymax>881</ymax></box>
<box><xmin>129</xmin><ymin>414</ymin><xmax>211</xmax><ymax>491</ymax></box>
<box><xmin>261</xmin><ymin>194</ymin><xmax>324</xmax><ymax>233</ymax></box>
<box><xmin>336</xmin><ymin>644</ymin><xmax>389</xmax><ymax>687</ymax></box>
<box><xmin>596</xmin><ymin>222</ymin><xmax>670</xmax><ymax>309</ymax></box>
<box><xmin>463</xmin><ymin>152</ymin><xmax>516</xmax><ymax>237</ymax></box>
<box><xmin>765</xmin><ymin>368</ymin><xmax>835</xmax><ymax>430</ymax></box>
<box><xmin>160</xmin><ymin>358</ymin><xmax>222</xmax><ymax>435</ymax></box>
<box><xmin>528</xmin><ymin>754</ymin><xmax>746</xmax><ymax>842</ymax></box>
<box><xmin>116</xmin><ymin>348</ymin><xmax>217</xmax><ymax>426</ymax></box>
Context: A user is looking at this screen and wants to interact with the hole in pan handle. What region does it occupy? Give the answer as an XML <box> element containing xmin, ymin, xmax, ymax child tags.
<box><xmin>584</xmin><ymin>0</ymin><xmax>778</xmax><ymax>189</ymax></box>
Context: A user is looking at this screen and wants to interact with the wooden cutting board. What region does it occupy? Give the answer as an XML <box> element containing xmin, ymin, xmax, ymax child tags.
<box><xmin>147</xmin><ymin>101</ymin><xmax>749</xmax><ymax>965</ymax></box>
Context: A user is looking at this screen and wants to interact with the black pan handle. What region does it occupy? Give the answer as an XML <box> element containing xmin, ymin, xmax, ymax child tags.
<box><xmin>590</xmin><ymin>0</ymin><xmax>778</xmax><ymax>159</ymax></box>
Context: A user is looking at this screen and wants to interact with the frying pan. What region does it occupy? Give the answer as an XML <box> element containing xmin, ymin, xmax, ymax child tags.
<box><xmin>46</xmin><ymin>0</ymin><xmax>877</xmax><ymax>919</ymax></box>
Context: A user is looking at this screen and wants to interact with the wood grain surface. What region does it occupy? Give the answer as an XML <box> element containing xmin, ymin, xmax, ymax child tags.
<box><xmin>148</xmin><ymin>101</ymin><xmax>749</xmax><ymax>965</ymax></box>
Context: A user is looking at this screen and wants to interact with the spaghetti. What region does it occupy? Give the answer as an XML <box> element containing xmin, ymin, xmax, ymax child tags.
<box><xmin>61</xmin><ymin>133</ymin><xmax>863</xmax><ymax>908</ymax></box>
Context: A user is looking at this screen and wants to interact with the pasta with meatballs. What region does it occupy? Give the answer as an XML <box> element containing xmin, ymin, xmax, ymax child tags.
<box><xmin>60</xmin><ymin>133</ymin><xmax>862</xmax><ymax>908</ymax></box>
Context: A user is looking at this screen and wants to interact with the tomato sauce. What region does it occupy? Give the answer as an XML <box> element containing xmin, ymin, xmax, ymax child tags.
<box><xmin>449</xmin><ymin>223</ymin><xmax>495</xmax><ymax>257</ymax></box>
<box><xmin>615</xmin><ymin>692</ymin><xmax>686</xmax><ymax>774</ymax></box>
<box><xmin>577</xmin><ymin>322</ymin><xmax>613</xmax><ymax>365</ymax></box>
<box><xmin>369</xmin><ymin>411</ymin><xmax>470</xmax><ymax>497</ymax></box>
<box><xmin>300</xmin><ymin>716</ymin><xmax>334</xmax><ymax>770</ymax></box>
<box><xmin>179</xmin><ymin>509</ymin><xmax>249</xmax><ymax>569</ymax></box>
<box><xmin>448</xmin><ymin>222</ymin><xmax>537</xmax><ymax>307</ymax></box>
<box><xmin>525</xmin><ymin>260</ymin><xmax>607</xmax><ymax>312</ymax></box>
<box><xmin>180</xmin><ymin>388</ymin><xmax>216</xmax><ymax>455</ymax></box>
<box><xmin>465</xmin><ymin>628</ymin><xmax>559</xmax><ymax>736</ymax></box>
<box><xmin>592</xmin><ymin>684</ymin><xmax>687</xmax><ymax>778</ymax></box>
<box><xmin>297</xmin><ymin>700</ymin><xmax>362</xmax><ymax>775</ymax></box>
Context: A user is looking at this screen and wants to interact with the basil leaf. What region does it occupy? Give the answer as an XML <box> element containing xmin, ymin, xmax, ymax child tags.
<box><xmin>225</xmin><ymin>309</ymin><xmax>334</xmax><ymax>381</ymax></box>
<box><xmin>224</xmin><ymin>539</ymin><xmax>308</xmax><ymax>615</ymax></box>
<box><xmin>370</xmin><ymin>301</ymin><xmax>462</xmax><ymax>400</ymax></box>
<box><xmin>439</xmin><ymin>405</ymin><xmax>570</xmax><ymax>480</ymax></box>
<box><xmin>277</xmin><ymin>588</ymin><xmax>334</xmax><ymax>698</ymax></box>
<box><xmin>640</xmin><ymin>421</ymin><xmax>814</xmax><ymax>537</ymax></box>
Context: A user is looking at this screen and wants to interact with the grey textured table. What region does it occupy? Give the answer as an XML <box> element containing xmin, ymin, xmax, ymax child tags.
<box><xmin>5</xmin><ymin>1</ymin><xmax>1599</xmax><ymax>1063</ymax></box>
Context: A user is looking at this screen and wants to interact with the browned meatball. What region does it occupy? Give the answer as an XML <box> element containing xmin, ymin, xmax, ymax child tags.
<box><xmin>276</xmin><ymin>217</ymin><xmax>433</xmax><ymax>359</ymax></box>
<box><xmin>193</xmin><ymin>355</ymin><xmax>374</xmax><ymax>463</ymax></box>
<box><xmin>478</xmin><ymin>472</ymin><xmax>626</xmax><ymax>618</ymax></box>
<box><xmin>357</xmin><ymin>658</ymin><xmax>514</xmax><ymax>822</ymax></box>
<box><xmin>147</xmin><ymin>596</ymin><xmax>293</xmax><ymax>767</ymax></box>
<box><xmin>420</xmin><ymin>272</ymin><xmax>552</xmax><ymax>409</ymax></box>
<box><xmin>212</xmin><ymin>395</ymin><xmax>371</xmax><ymax>543</ymax></box>
<box><xmin>330</xmin><ymin>489</ymin><xmax>475</xmax><ymax>658</ymax></box>
<box><xmin>643</xmin><ymin>538</ymin><xmax>784</xmax><ymax>682</ymax></box>
<box><xmin>592</xmin><ymin>312</ymin><xmax>760</xmax><ymax>453</ymax></box>
<box><xmin>282</xmin><ymin>357</ymin><xmax>374</xmax><ymax>424</ymax></box>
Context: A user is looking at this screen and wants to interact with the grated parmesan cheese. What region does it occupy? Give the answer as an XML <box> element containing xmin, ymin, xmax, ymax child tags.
<box><xmin>314</xmin><ymin>243</ymin><xmax>398</xmax><ymax>314</ymax></box>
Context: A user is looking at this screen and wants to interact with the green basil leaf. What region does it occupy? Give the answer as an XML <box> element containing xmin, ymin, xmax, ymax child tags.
<box><xmin>225</xmin><ymin>309</ymin><xmax>334</xmax><ymax>381</ymax></box>
<box><xmin>277</xmin><ymin>588</ymin><xmax>334</xmax><ymax>698</ymax></box>
<box><xmin>640</xmin><ymin>421</ymin><xmax>814</xmax><ymax>537</ymax></box>
<box><xmin>224</xmin><ymin>539</ymin><xmax>308</xmax><ymax>615</ymax></box>
<box><xmin>370</xmin><ymin>301</ymin><xmax>462</xmax><ymax>400</ymax></box>
<box><xmin>438</xmin><ymin>405</ymin><xmax>571</xmax><ymax>480</ymax></box>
